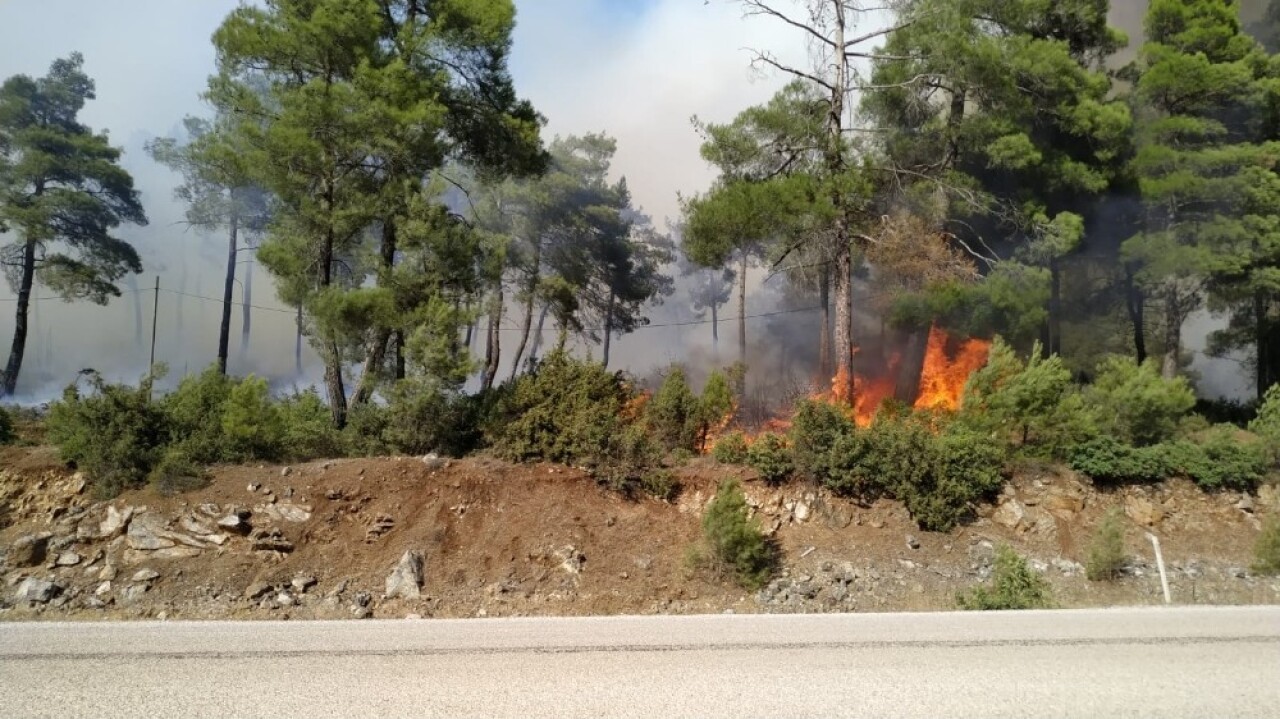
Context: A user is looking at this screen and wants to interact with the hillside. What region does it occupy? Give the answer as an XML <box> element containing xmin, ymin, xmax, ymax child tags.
<box><xmin>1</xmin><ymin>446</ymin><xmax>1276</xmax><ymax>620</ymax></box>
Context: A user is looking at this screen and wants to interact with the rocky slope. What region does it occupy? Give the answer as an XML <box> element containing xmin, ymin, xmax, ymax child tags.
<box><xmin>1</xmin><ymin>447</ymin><xmax>1276</xmax><ymax>620</ymax></box>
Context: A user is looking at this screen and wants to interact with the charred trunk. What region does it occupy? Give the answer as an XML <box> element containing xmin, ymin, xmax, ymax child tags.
<box><xmin>217</xmin><ymin>210</ymin><xmax>238</xmax><ymax>375</ymax></box>
<box><xmin>1</xmin><ymin>238</ymin><xmax>37</xmax><ymax>397</ymax></box>
<box><xmin>1124</xmin><ymin>265</ymin><xmax>1147</xmax><ymax>364</ymax></box>
<box><xmin>894</xmin><ymin>328</ymin><xmax>929</xmax><ymax>404</ymax></box>
<box><xmin>603</xmin><ymin>290</ymin><xmax>616</xmax><ymax>369</ymax></box>
<box><xmin>737</xmin><ymin>251</ymin><xmax>748</xmax><ymax>372</ymax></box>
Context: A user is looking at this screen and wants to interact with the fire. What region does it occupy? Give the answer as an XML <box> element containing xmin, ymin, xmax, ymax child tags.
<box><xmin>912</xmin><ymin>325</ymin><xmax>991</xmax><ymax>412</ymax></box>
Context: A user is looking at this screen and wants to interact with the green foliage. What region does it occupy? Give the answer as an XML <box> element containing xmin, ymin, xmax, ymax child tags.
<box><xmin>1086</xmin><ymin>357</ymin><xmax>1196</xmax><ymax>446</ymax></box>
<box><xmin>957</xmin><ymin>545</ymin><xmax>1054</xmax><ymax>611</ymax></box>
<box><xmin>745</xmin><ymin>433</ymin><xmax>793</xmax><ymax>485</ymax></box>
<box><xmin>161</xmin><ymin>367</ymin><xmax>234</xmax><ymax>464</ymax></box>
<box><xmin>277</xmin><ymin>390</ymin><xmax>344</xmax><ymax>460</ymax></box>
<box><xmin>701</xmin><ymin>479</ymin><xmax>776</xmax><ymax>590</ymax></box>
<box><xmin>1068</xmin><ymin>436</ymin><xmax>1173</xmax><ymax>483</ymax></box>
<box><xmin>150</xmin><ymin>445</ymin><xmax>210</xmax><ymax>497</ymax></box>
<box><xmin>594</xmin><ymin>423</ymin><xmax>664</xmax><ymax>495</ymax></box>
<box><xmin>1253</xmin><ymin>514</ymin><xmax>1280</xmax><ymax>576</ymax></box>
<box><xmin>1085</xmin><ymin>508</ymin><xmax>1126</xmax><ymax>582</ymax></box>
<box><xmin>639</xmin><ymin>469</ymin><xmax>681</xmax><ymax>503</ymax></box>
<box><xmin>377</xmin><ymin>380</ymin><xmax>484</xmax><ymax>458</ymax></box>
<box><xmin>695</xmin><ymin>370</ymin><xmax>737</xmax><ymax>452</ymax></box>
<box><xmin>1166</xmin><ymin>427</ymin><xmax>1270</xmax><ymax>491</ymax></box>
<box><xmin>0</xmin><ymin>405</ymin><xmax>14</xmax><ymax>445</ymax></box>
<box><xmin>908</xmin><ymin>425</ymin><xmax>1007</xmax><ymax>532</ymax></box>
<box><xmin>488</xmin><ymin>349</ymin><xmax>631</xmax><ymax>465</ymax></box>
<box><xmin>219</xmin><ymin>376</ymin><xmax>284</xmax><ymax>461</ymax></box>
<box><xmin>712</xmin><ymin>431</ymin><xmax>749</xmax><ymax>465</ymax></box>
<box><xmin>1250</xmin><ymin>385</ymin><xmax>1280</xmax><ymax>464</ymax></box>
<box><xmin>960</xmin><ymin>338</ymin><xmax>1092</xmax><ymax>458</ymax></box>
<box><xmin>646</xmin><ymin>367</ymin><xmax>700</xmax><ymax>452</ymax></box>
<box><xmin>46</xmin><ymin>373</ymin><xmax>168</xmax><ymax>499</ymax></box>
<box><xmin>789</xmin><ymin>399</ymin><xmax>855</xmax><ymax>481</ymax></box>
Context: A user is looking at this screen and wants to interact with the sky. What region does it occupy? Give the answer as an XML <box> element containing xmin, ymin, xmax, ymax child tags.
<box><xmin>0</xmin><ymin>0</ymin><xmax>1255</xmax><ymax>400</ymax></box>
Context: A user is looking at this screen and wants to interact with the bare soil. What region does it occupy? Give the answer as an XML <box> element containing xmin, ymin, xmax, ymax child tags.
<box><xmin>1</xmin><ymin>446</ymin><xmax>1276</xmax><ymax>621</ymax></box>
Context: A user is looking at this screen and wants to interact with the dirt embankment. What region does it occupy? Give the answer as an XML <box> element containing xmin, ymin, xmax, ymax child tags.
<box><xmin>1</xmin><ymin>446</ymin><xmax>1276</xmax><ymax>620</ymax></box>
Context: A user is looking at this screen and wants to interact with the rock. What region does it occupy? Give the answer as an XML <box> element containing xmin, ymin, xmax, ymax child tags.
<box><xmin>1125</xmin><ymin>495</ymin><xmax>1164</xmax><ymax>527</ymax></box>
<box><xmin>197</xmin><ymin>503</ymin><xmax>223</xmax><ymax>517</ymax></box>
<box><xmin>55</xmin><ymin>551</ymin><xmax>82</xmax><ymax>567</ymax></box>
<box><xmin>95</xmin><ymin>581</ymin><xmax>113</xmax><ymax>596</ymax></box>
<box><xmin>126</xmin><ymin>514</ymin><xmax>177</xmax><ymax>551</ymax></box>
<box><xmin>98</xmin><ymin>563</ymin><xmax>118</xmax><ymax>581</ymax></box>
<box><xmin>1258</xmin><ymin>484</ymin><xmax>1279</xmax><ymax>510</ymax></box>
<box><xmin>257</xmin><ymin>503</ymin><xmax>312</xmax><ymax>523</ymax></box>
<box><xmin>1236</xmin><ymin>495</ymin><xmax>1255</xmax><ymax>514</ymax></box>
<box><xmin>793</xmin><ymin>500</ymin><xmax>810</xmax><ymax>523</ymax></box>
<box><xmin>84</xmin><ymin>596</ymin><xmax>107</xmax><ymax>610</ymax></box>
<box><xmin>422</xmin><ymin>453</ymin><xmax>448</xmax><ymax>471</ymax></box>
<box><xmin>385</xmin><ymin>550</ymin><xmax>425</xmax><ymax>600</ymax></box>
<box><xmin>99</xmin><ymin>505</ymin><xmax>134</xmax><ymax>538</ymax></box>
<box><xmin>351</xmin><ymin>605</ymin><xmax>373</xmax><ymax>619</ymax></box>
<box><xmin>217</xmin><ymin>514</ymin><xmax>250</xmax><ymax>534</ymax></box>
<box><xmin>132</xmin><ymin>568</ymin><xmax>160</xmax><ymax>583</ymax></box>
<box><xmin>245</xmin><ymin>581</ymin><xmax>275</xmax><ymax>600</ymax></box>
<box><xmin>556</xmin><ymin>546</ymin><xmax>585</xmax><ymax>575</ymax></box>
<box><xmin>365</xmin><ymin>515</ymin><xmax>396</xmax><ymax>543</ymax></box>
<box><xmin>204</xmin><ymin>533</ymin><xmax>230</xmax><ymax>546</ymax></box>
<box><xmin>992</xmin><ymin>499</ymin><xmax>1025</xmax><ymax>530</ymax></box>
<box><xmin>354</xmin><ymin>591</ymin><xmax>372</xmax><ymax>608</ymax></box>
<box><xmin>291</xmin><ymin>576</ymin><xmax>317</xmax><ymax>593</ymax></box>
<box><xmin>906</xmin><ymin>534</ymin><xmax>920</xmax><ymax>550</ymax></box>
<box><xmin>830</xmin><ymin>584</ymin><xmax>849</xmax><ymax>603</ymax></box>
<box><xmin>179</xmin><ymin>516</ymin><xmax>217</xmax><ymax>536</ymax></box>
<box><xmin>281</xmin><ymin>467</ymin><xmax>293</xmax><ymax>477</ymax></box>
<box><xmin>835</xmin><ymin>562</ymin><xmax>857</xmax><ymax>584</ymax></box>
<box><xmin>249</xmin><ymin>528</ymin><xmax>294</xmax><ymax>553</ymax></box>
<box><xmin>1043</xmin><ymin>493</ymin><xmax>1085</xmax><ymax>520</ymax></box>
<box><xmin>14</xmin><ymin>577</ymin><xmax>61</xmax><ymax>604</ymax></box>
<box><xmin>119</xmin><ymin>584</ymin><xmax>148</xmax><ymax>604</ymax></box>
<box><xmin>276</xmin><ymin>592</ymin><xmax>295</xmax><ymax>608</ymax></box>
<box><xmin>9</xmin><ymin>533</ymin><xmax>53</xmax><ymax>567</ymax></box>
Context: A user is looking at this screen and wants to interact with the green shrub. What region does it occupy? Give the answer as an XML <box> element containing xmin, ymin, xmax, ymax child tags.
<box><xmin>1253</xmin><ymin>515</ymin><xmax>1280</xmax><ymax>576</ymax></box>
<box><xmin>0</xmin><ymin>405</ymin><xmax>15</xmax><ymax>445</ymax></box>
<box><xmin>150</xmin><ymin>445</ymin><xmax>210</xmax><ymax>496</ymax></box>
<box><xmin>594</xmin><ymin>423</ymin><xmax>664</xmax><ymax>495</ymax></box>
<box><xmin>488</xmin><ymin>349</ymin><xmax>631</xmax><ymax>465</ymax></box>
<box><xmin>701</xmin><ymin>479</ymin><xmax>776</xmax><ymax>589</ymax></box>
<box><xmin>789</xmin><ymin>399</ymin><xmax>855</xmax><ymax>480</ymax></box>
<box><xmin>822</xmin><ymin>416</ymin><xmax>928</xmax><ymax>500</ymax></box>
<box><xmin>646</xmin><ymin>366</ymin><xmax>700</xmax><ymax>452</ymax></box>
<box><xmin>639</xmin><ymin>469</ymin><xmax>681</xmax><ymax>502</ymax></box>
<box><xmin>957</xmin><ymin>544</ymin><xmax>1054</xmax><ymax>610</ymax></box>
<box><xmin>695</xmin><ymin>369</ymin><xmax>737</xmax><ymax>452</ymax></box>
<box><xmin>960</xmin><ymin>339</ymin><xmax>1092</xmax><ymax>458</ymax></box>
<box><xmin>220</xmin><ymin>376</ymin><xmax>284</xmax><ymax>461</ymax></box>
<box><xmin>47</xmin><ymin>372</ymin><xmax>169</xmax><ymax>499</ymax></box>
<box><xmin>712</xmin><ymin>432</ymin><xmax>749</xmax><ymax>464</ymax></box>
<box><xmin>278</xmin><ymin>389</ymin><xmax>345</xmax><ymax>460</ymax></box>
<box><xmin>1068</xmin><ymin>436</ymin><xmax>1171</xmax><ymax>483</ymax></box>
<box><xmin>906</xmin><ymin>425</ymin><xmax>1006</xmax><ymax>532</ymax></box>
<box><xmin>379</xmin><ymin>379</ymin><xmax>484</xmax><ymax>457</ymax></box>
<box><xmin>161</xmin><ymin>367</ymin><xmax>233</xmax><ymax>463</ymax></box>
<box><xmin>746</xmin><ymin>433</ymin><xmax>792</xmax><ymax>485</ymax></box>
<box><xmin>1085</xmin><ymin>508</ymin><xmax>1126</xmax><ymax>581</ymax></box>
<box><xmin>1166</xmin><ymin>426</ymin><xmax>1270</xmax><ymax>491</ymax></box>
<box><xmin>1249</xmin><ymin>385</ymin><xmax>1280</xmax><ymax>465</ymax></box>
<box><xmin>1085</xmin><ymin>356</ymin><xmax>1195</xmax><ymax>446</ymax></box>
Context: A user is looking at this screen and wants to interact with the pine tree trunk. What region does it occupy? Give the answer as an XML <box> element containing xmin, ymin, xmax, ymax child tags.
<box><xmin>1162</xmin><ymin>284</ymin><xmax>1183</xmax><ymax>380</ymax></box>
<box><xmin>1255</xmin><ymin>291</ymin><xmax>1276</xmax><ymax>400</ymax></box>
<box><xmin>1</xmin><ymin>238</ymin><xmax>37</xmax><ymax>397</ymax></box>
<box><xmin>481</xmin><ymin>289</ymin><xmax>503</xmax><ymax>392</ymax></box>
<box><xmin>738</xmin><ymin>251</ymin><xmax>748</xmax><ymax>371</ymax></box>
<box><xmin>509</xmin><ymin>246</ymin><xmax>540</xmax><ymax>380</ymax></box>
<box><xmin>319</xmin><ymin>222</ymin><xmax>347</xmax><ymax>428</ymax></box>
<box><xmin>217</xmin><ymin>210</ymin><xmax>238</xmax><ymax>375</ymax></box>
<box><xmin>603</xmin><ymin>290</ymin><xmax>616</xmax><ymax>369</ymax></box>
<box><xmin>353</xmin><ymin>220</ymin><xmax>398</xmax><ymax>406</ymax></box>
<box><xmin>1124</xmin><ymin>266</ymin><xmax>1147</xmax><ymax>364</ymax></box>
<box><xmin>711</xmin><ymin>301</ymin><xmax>719</xmax><ymax>346</ymax></box>
<box><xmin>833</xmin><ymin>242</ymin><xmax>854</xmax><ymax>404</ymax></box>
<box><xmin>828</xmin><ymin>2</ymin><xmax>855</xmax><ymax>406</ymax></box>
<box><xmin>394</xmin><ymin>330</ymin><xmax>406</xmax><ymax>381</ymax></box>
<box><xmin>240</xmin><ymin>259</ymin><xmax>252</xmax><ymax>357</ymax></box>
<box><xmin>819</xmin><ymin>269</ymin><xmax>831</xmax><ymax>378</ymax></box>
<box><xmin>529</xmin><ymin>303</ymin><xmax>549</xmax><ymax>363</ymax></box>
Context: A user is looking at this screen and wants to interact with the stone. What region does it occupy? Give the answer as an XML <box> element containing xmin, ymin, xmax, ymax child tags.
<box><xmin>1052</xmin><ymin>559</ymin><xmax>1084</xmax><ymax>575</ymax></box>
<box><xmin>9</xmin><ymin>533</ymin><xmax>53</xmax><ymax>567</ymax></box>
<box><xmin>260</xmin><ymin>503</ymin><xmax>311</xmax><ymax>523</ymax></box>
<box><xmin>98</xmin><ymin>563</ymin><xmax>118</xmax><ymax>581</ymax></box>
<box><xmin>281</xmin><ymin>466</ymin><xmax>293</xmax><ymax>477</ymax></box>
<box><xmin>179</xmin><ymin>516</ymin><xmax>217</xmax><ymax>536</ymax></box>
<box><xmin>291</xmin><ymin>576</ymin><xmax>318</xmax><ymax>593</ymax></box>
<box><xmin>99</xmin><ymin>505</ymin><xmax>134</xmax><ymax>538</ymax></box>
<box><xmin>55</xmin><ymin>551</ymin><xmax>82</xmax><ymax>567</ymax></box>
<box><xmin>422</xmin><ymin>453</ymin><xmax>447</xmax><ymax>471</ymax></box>
<box><xmin>906</xmin><ymin>534</ymin><xmax>920</xmax><ymax>550</ymax></box>
<box><xmin>1043</xmin><ymin>493</ymin><xmax>1085</xmax><ymax>520</ymax></box>
<box><xmin>385</xmin><ymin>550</ymin><xmax>425</xmax><ymax>600</ymax></box>
<box><xmin>245</xmin><ymin>582</ymin><xmax>274</xmax><ymax>600</ymax></box>
<box><xmin>354</xmin><ymin>591</ymin><xmax>372</xmax><ymax>608</ymax></box>
<box><xmin>1125</xmin><ymin>495</ymin><xmax>1164</xmax><ymax>527</ymax></box>
<box><xmin>250</xmin><ymin>528</ymin><xmax>294</xmax><ymax>553</ymax></box>
<box><xmin>197</xmin><ymin>503</ymin><xmax>223</xmax><ymax>517</ymax></box>
<box><xmin>127</xmin><ymin>514</ymin><xmax>177</xmax><ymax>551</ymax></box>
<box><xmin>84</xmin><ymin>596</ymin><xmax>107</xmax><ymax>610</ymax></box>
<box><xmin>351</xmin><ymin>605</ymin><xmax>373</xmax><ymax>619</ymax></box>
<box><xmin>556</xmin><ymin>546</ymin><xmax>585</xmax><ymax>575</ymax></box>
<box><xmin>793</xmin><ymin>500</ymin><xmax>810</xmax><ymax>523</ymax></box>
<box><xmin>1235</xmin><ymin>495</ymin><xmax>1255</xmax><ymax>514</ymax></box>
<box><xmin>14</xmin><ymin>577</ymin><xmax>60</xmax><ymax>604</ymax></box>
<box><xmin>217</xmin><ymin>514</ymin><xmax>250</xmax><ymax>534</ymax></box>
<box><xmin>119</xmin><ymin>584</ymin><xmax>148</xmax><ymax>604</ymax></box>
<box><xmin>992</xmin><ymin>499</ymin><xmax>1025</xmax><ymax>530</ymax></box>
<box><xmin>132</xmin><ymin>568</ymin><xmax>160</xmax><ymax>582</ymax></box>
<box><xmin>95</xmin><ymin>581</ymin><xmax>113</xmax><ymax>597</ymax></box>
<box><xmin>276</xmin><ymin>592</ymin><xmax>295</xmax><ymax>608</ymax></box>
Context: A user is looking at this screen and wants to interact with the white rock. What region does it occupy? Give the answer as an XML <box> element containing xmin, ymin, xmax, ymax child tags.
<box><xmin>95</xmin><ymin>581</ymin><xmax>113</xmax><ymax>597</ymax></box>
<box><xmin>99</xmin><ymin>505</ymin><xmax>134</xmax><ymax>538</ymax></box>
<box><xmin>132</xmin><ymin>568</ymin><xmax>160</xmax><ymax>582</ymax></box>
<box><xmin>14</xmin><ymin>577</ymin><xmax>60</xmax><ymax>604</ymax></box>
<box><xmin>385</xmin><ymin>550</ymin><xmax>425</xmax><ymax>600</ymax></box>
<box><xmin>55</xmin><ymin>551</ymin><xmax>82</xmax><ymax>567</ymax></box>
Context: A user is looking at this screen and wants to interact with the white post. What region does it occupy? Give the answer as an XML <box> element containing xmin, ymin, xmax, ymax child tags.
<box><xmin>1147</xmin><ymin>532</ymin><xmax>1171</xmax><ymax>605</ymax></box>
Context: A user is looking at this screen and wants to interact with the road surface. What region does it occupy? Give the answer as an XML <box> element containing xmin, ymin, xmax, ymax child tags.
<box><xmin>1</xmin><ymin>606</ymin><xmax>1278</xmax><ymax>718</ymax></box>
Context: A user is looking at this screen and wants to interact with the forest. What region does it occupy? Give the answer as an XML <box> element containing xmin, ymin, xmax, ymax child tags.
<box><xmin>1</xmin><ymin>1</ymin><xmax>1279</xmax><ymax>551</ymax></box>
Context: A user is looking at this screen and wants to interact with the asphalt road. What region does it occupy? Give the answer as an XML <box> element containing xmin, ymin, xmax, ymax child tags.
<box><xmin>2</xmin><ymin>606</ymin><xmax>1278</xmax><ymax>718</ymax></box>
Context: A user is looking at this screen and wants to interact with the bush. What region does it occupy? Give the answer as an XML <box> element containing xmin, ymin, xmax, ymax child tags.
<box><xmin>1249</xmin><ymin>385</ymin><xmax>1280</xmax><ymax>465</ymax></box>
<box><xmin>1253</xmin><ymin>515</ymin><xmax>1280</xmax><ymax>576</ymax></box>
<box><xmin>1068</xmin><ymin>436</ymin><xmax>1170</xmax><ymax>483</ymax></box>
<box><xmin>789</xmin><ymin>399</ymin><xmax>855</xmax><ymax>481</ymax></box>
<box><xmin>488</xmin><ymin>349</ymin><xmax>632</xmax><ymax>465</ymax></box>
<box><xmin>960</xmin><ymin>339</ymin><xmax>1092</xmax><ymax>458</ymax></box>
<box><xmin>695</xmin><ymin>370</ymin><xmax>736</xmax><ymax>453</ymax></box>
<box><xmin>150</xmin><ymin>445</ymin><xmax>210</xmax><ymax>496</ymax></box>
<box><xmin>1085</xmin><ymin>356</ymin><xmax>1196</xmax><ymax>446</ymax></box>
<box><xmin>0</xmin><ymin>405</ymin><xmax>15</xmax><ymax>445</ymax></box>
<box><xmin>380</xmin><ymin>379</ymin><xmax>484</xmax><ymax>457</ymax></box>
<box><xmin>278</xmin><ymin>390</ymin><xmax>344</xmax><ymax>460</ymax></box>
<box><xmin>712</xmin><ymin>432</ymin><xmax>749</xmax><ymax>464</ymax></box>
<box><xmin>161</xmin><ymin>367</ymin><xmax>233</xmax><ymax>464</ymax></box>
<box><xmin>646</xmin><ymin>366</ymin><xmax>700</xmax><ymax>452</ymax></box>
<box><xmin>639</xmin><ymin>468</ymin><xmax>681</xmax><ymax>502</ymax></box>
<box><xmin>1085</xmin><ymin>508</ymin><xmax>1126</xmax><ymax>581</ymax></box>
<box><xmin>220</xmin><ymin>376</ymin><xmax>284</xmax><ymax>461</ymax></box>
<box><xmin>1167</xmin><ymin>426</ymin><xmax>1270</xmax><ymax>491</ymax></box>
<box><xmin>701</xmin><ymin>479</ymin><xmax>776</xmax><ymax>589</ymax></box>
<box><xmin>957</xmin><ymin>544</ymin><xmax>1054</xmax><ymax>610</ymax></box>
<box><xmin>906</xmin><ymin>425</ymin><xmax>1006</xmax><ymax>532</ymax></box>
<box><xmin>594</xmin><ymin>423</ymin><xmax>664</xmax><ymax>495</ymax></box>
<box><xmin>47</xmin><ymin>373</ymin><xmax>169</xmax><ymax>499</ymax></box>
<box><xmin>746</xmin><ymin>433</ymin><xmax>793</xmax><ymax>485</ymax></box>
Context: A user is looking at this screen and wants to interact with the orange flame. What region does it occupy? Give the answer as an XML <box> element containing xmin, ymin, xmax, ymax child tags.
<box><xmin>912</xmin><ymin>325</ymin><xmax>991</xmax><ymax>412</ymax></box>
